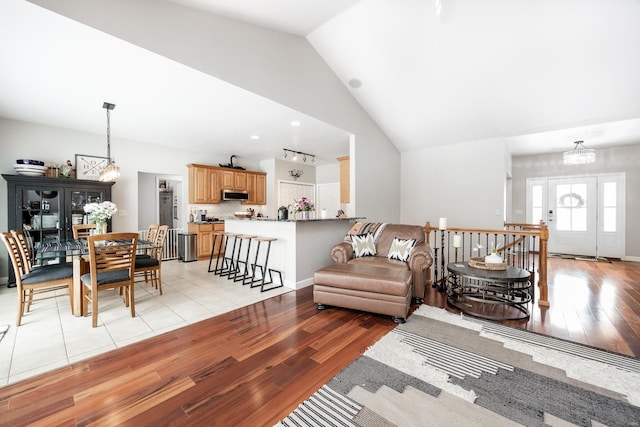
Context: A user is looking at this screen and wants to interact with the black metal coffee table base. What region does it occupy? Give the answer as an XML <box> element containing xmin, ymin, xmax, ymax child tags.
<box><xmin>446</xmin><ymin>262</ymin><xmax>532</xmax><ymax>320</ymax></box>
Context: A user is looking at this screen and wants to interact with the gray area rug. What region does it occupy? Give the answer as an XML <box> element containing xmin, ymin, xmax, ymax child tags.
<box><xmin>276</xmin><ymin>306</ymin><xmax>640</xmax><ymax>427</ymax></box>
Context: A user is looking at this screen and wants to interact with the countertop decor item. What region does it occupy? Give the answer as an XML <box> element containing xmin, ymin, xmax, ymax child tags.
<box><xmin>293</xmin><ymin>197</ymin><xmax>314</xmax><ymax>213</ymax></box>
<box><xmin>234</xmin><ymin>211</ymin><xmax>252</xmax><ymax>218</ymax></box>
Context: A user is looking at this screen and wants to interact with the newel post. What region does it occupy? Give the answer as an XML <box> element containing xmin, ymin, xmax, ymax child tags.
<box><xmin>538</xmin><ymin>221</ymin><xmax>550</xmax><ymax>307</ymax></box>
<box><xmin>424</xmin><ymin>221</ymin><xmax>433</xmax><ymax>288</ymax></box>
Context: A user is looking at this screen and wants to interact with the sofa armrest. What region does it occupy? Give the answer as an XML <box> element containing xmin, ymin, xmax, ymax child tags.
<box><xmin>407</xmin><ymin>242</ymin><xmax>434</xmax><ymax>301</ymax></box>
<box><xmin>331</xmin><ymin>241</ymin><xmax>354</xmax><ymax>264</ymax></box>
<box><xmin>408</xmin><ymin>242</ymin><xmax>433</xmax><ymax>271</ymax></box>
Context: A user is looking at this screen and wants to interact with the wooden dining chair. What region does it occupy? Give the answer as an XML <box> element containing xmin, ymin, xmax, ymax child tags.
<box><xmin>11</xmin><ymin>229</ymin><xmax>39</xmax><ymax>269</ymax></box>
<box><xmin>73</xmin><ymin>223</ymin><xmax>97</xmax><ymax>239</ymax></box>
<box><xmin>137</xmin><ymin>223</ymin><xmax>160</xmax><ymax>260</ymax></box>
<box><xmin>146</xmin><ymin>223</ymin><xmax>159</xmax><ymax>243</ymax></box>
<box><xmin>134</xmin><ymin>225</ymin><xmax>168</xmax><ymax>295</ymax></box>
<box><xmin>80</xmin><ymin>232</ymin><xmax>138</xmax><ymax>328</ymax></box>
<box><xmin>1</xmin><ymin>231</ymin><xmax>73</xmax><ymax>326</ymax></box>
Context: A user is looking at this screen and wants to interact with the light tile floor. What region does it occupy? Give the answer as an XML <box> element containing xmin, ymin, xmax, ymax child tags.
<box><xmin>0</xmin><ymin>260</ymin><xmax>290</xmax><ymax>386</ymax></box>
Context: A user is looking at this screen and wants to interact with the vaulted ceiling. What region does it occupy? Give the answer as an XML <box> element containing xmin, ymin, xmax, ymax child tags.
<box><xmin>1</xmin><ymin>0</ymin><xmax>639</xmax><ymax>164</ymax></box>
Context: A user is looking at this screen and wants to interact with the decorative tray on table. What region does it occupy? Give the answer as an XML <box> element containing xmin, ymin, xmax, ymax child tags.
<box><xmin>468</xmin><ymin>257</ymin><xmax>508</xmax><ymax>270</ymax></box>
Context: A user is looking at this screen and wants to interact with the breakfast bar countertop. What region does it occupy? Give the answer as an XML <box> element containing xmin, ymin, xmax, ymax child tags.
<box><xmin>236</xmin><ymin>216</ymin><xmax>364</xmax><ymax>222</ymax></box>
<box><xmin>224</xmin><ymin>217</ymin><xmax>364</xmax><ymax>289</ymax></box>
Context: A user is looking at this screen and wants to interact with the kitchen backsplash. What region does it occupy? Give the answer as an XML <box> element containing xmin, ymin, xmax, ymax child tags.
<box><xmin>187</xmin><ymin>201</ymin><xmax>266</xmax><ymax>219</ymax></box>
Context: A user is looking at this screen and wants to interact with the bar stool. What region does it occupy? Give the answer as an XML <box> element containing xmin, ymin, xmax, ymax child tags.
<box><xmin>233</xmin><ymin>235</ymin><xmax>256</xmax><ymax>282</ymax></box>
<box><xmin>218</xmin><ymin>233</ymin><xmax>240</xmax><ymax>277</ymax></box>
<box><xmin>248</xmin><ymin>237</ymin><xmax>283</xmax><ymax>292</ymax></box>
<box><xmin>207</xmin><ymin>231</ymin><xmax>226</xmax><ymax>274</ymax></box>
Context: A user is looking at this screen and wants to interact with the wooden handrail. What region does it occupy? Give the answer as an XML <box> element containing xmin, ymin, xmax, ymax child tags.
<box><xmin>424</xmin><ymin>220</ymin><xmax>549</xmax><ymax>307</ymax></box>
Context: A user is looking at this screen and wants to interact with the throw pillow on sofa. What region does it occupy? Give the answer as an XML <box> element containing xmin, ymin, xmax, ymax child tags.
<box><xmin>344</xmin><ymin>222</ymin><xmax>387</xmax><ymax>243</ymax></box>
<box><xmin>350</xmin><ymin>233</ymin><xmax>377</xmax><ymax>257</ymax></box>
<box><xmin>387</xmin><ymin>237</ymin><xmax>416</xmax><ymax>262</ymax></box>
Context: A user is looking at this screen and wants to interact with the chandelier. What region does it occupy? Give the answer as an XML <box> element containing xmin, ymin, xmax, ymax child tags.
<box><xmin>562</xmin><ymin>141</ymin><xmax>596</xmax><ymax>165</ymax></box>
<box><xmin>99</xmin><ymin>102</ymin><xmax>120</xmax><ymax>182</ymax></box>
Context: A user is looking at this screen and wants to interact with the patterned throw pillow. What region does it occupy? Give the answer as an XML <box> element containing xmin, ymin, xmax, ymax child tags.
<box><xmin>344</xmin><ymin>222</ymin><xmax>387</xmax><ymax>243</ymax></box>
<box><xmin>350</xmin><ymin>233</ymin><xmax>377</xmax><ymax>258</ymax></box>
<box><xmin>387</xmin><ymin>237</ymin><xmax>416</xmax><ymax>262</ymax></box>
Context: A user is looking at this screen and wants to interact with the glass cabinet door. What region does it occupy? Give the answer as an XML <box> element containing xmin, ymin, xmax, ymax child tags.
<box><xmin>20</xmin><ymin>187</ymin><xmax>62</xmax><ymax>246</ymax></box>
<box><xmin>65</xmin><ymin>189</ymin><xmax>107</xmax><ymax>239</ymax></box>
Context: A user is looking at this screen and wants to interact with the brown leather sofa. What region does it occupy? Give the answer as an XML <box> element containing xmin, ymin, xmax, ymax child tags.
<box><xmin>329</xmin><ymin>223</ymin><xmax>433</xmax><ymax>302</ymax></box>
<box><xmin>313</xmin><ymin>223</ymin><xmax>434</xmax><ymax>323</ymax></box>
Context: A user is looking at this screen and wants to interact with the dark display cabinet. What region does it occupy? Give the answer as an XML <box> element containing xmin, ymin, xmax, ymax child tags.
<box><xmin>3</xmin><ymin>174</ymin><xmax>114</xmax><ymax>283</ymax></box>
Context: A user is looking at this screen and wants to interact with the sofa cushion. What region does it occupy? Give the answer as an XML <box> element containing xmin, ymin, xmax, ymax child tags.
<box><xmin>350</xmin><ymin>233</ymin><xmax>377</xmax><ymax>258</ymax></box>
<box><xmin>314</xmin><ymin>263</ymin><xmax>411</xmax><ymax>296</ymax></box>
<box><xmin>375</xmin><ymin>224</ymin><xmax>426</xmax><ymax>258</ymax></box>
<box><xmin>344</xmin><ymin>222</ymin><xmax>387</xmax><ymax>243</ymax></box>
<box><xmin>388</xmin><ymin>237</ymin><xmax>416</xmax><ymax>262</ymax></box>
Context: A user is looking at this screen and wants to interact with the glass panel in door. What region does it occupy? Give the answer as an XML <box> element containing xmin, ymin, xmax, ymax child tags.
<box><xmin>20</xmin><ymin>187</ymin><xmax>62</xmax><ymax>265</ymax></box>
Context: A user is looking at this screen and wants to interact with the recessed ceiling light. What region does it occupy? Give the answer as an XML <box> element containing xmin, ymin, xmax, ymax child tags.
<box><xmin>250</xmin><ymin>135</ymin><xmax>260</xmax><ymax>140</ymax></box>
<box><xmin>348</xmin><ymin>79</ymin><xmax>362</xmax><ymax>89</ymax></box>
<box><xmin>290</xmin><ymin>121</ymin><xmax>301</xmax><ymax>127</ymax></box>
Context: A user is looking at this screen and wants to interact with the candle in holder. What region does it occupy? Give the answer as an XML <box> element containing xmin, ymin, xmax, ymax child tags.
<box><xmin>453</xmin><ymin>234</ymin><xmax>462</xmax><ymax>248</ymax></box>
<box><xmin>438</xmin><ymin>217</ymin><xmax>448</xmax><ymax>230</ymax></box>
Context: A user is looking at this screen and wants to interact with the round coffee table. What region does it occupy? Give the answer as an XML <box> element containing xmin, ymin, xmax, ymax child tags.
<box><xmin>446</xmin><ymin>262</ymin><xmax>532</xmax><ymax>320</ymax></box>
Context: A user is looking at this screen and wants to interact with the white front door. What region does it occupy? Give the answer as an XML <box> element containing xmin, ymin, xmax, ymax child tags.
<box><xmin>526</xmin><ymin>173</ymin><xmax>625</xmax><ymax>258</ymax></box>
<box><xmin>547</xmin><ymin>177</ymin><xmax>597</xmax><ymax>256</ymax></box>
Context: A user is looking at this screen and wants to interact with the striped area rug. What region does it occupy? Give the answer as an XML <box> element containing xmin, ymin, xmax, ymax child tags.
<box><xmin>276</xmin><ymin>307</ymin><xmax>640</xmax><ymax>427</ymax></box>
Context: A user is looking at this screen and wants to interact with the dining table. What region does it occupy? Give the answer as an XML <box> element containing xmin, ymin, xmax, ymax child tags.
<box><xmin>36</xmin><ymin>237</ymin><xmax>158</xmax><ymax>316</ymax></box>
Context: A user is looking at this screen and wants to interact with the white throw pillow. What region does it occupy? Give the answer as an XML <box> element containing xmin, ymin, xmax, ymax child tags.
<box><xmin>388</xmin><ymin>237</ymin><xmax>416</xmax><ymax>262</ymax></box>
<box><xmin>350</xmin><ymin>233</ymin><xmax>377</xmax><ymax>258</ymax></box>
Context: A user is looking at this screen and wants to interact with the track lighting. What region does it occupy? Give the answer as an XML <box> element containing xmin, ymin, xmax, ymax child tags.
<box><xmin>282</xmin><ymin>148</ymin><xmax>316</xmax><ymax>165</ymax></box>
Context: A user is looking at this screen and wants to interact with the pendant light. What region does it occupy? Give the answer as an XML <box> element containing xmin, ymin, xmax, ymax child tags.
<box><xmin>99</xmin><ymin>101</ymin><xmax>120</xmax><ymax>182</ymax></box>
<box><xmin>562</xmin><ymin>140</ymin><xmax>596</xmax><ymax>165</ymax></box>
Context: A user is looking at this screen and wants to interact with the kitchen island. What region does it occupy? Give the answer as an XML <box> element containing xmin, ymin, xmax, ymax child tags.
<box><xmin>224</xmin><ymin>217</ymin><xmax>362</xmax><ymax>289</ymax></box>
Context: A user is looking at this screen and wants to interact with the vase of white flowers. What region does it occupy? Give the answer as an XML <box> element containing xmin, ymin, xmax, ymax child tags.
<box><xmin>84</xmin><ymin>201</ymin><xmax>117</xmax><ymax>234</ymax></box>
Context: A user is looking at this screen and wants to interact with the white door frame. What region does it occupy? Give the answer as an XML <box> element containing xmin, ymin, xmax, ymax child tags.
<box><xmin>526</xmin><ymin>173</ymin><xmax>625</xmax><ymax>258</ymax></box>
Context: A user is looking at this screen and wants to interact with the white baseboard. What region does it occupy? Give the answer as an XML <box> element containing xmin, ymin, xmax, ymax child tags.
<box><xmin>622</xmin><ymin>256</ymin><xmax>640</xmax><ymax>262</ymax></box>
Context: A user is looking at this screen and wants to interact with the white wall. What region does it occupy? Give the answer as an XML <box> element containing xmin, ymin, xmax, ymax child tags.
<box><xmin>401</xmin><ymin>138</ymin><xmax>508</xmax><ymax>229</ymax></box>
<box><xmin>29</xmin><ymin>0</ymin><xmax>401</xmax><ymax>224</ymax></box>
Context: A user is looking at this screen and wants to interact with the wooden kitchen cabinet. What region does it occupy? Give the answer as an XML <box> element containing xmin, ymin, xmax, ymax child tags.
<box><xmin>220</xmin><ymin>169</ymin><xmax>247</xmax><ymax>191</ymax></box>
<box><xmin>220</xmin><ymin>170</ymin><xmax>234</xmax><ymax>189</ymax></box>
<box><xmin>188</xmin><ymin>222</ymin><xmax>225</xmax><ymax>259</ymax></box>
<box><xmin>337</xmin><ymin>155</ymin><xmax>350</xmax><ymax>203</ymax></box>
<box><xmin>188</xmin><ymin>164</ymin><xmax>220</xmax><ymax>204</ymax></box>
<box><xmin>234</xmin><ymin>172</ymin><xmax>247</xmax><ymax>191</ymax></box>
<box><xmin>243</xmin><ymin>172</ymin><xmax>266</xmax><ymax>205</ymax></box>
<box><xmin>188</xmin><ymin>164</ymin><xmax>266</xmax><ymax>204</ymax></box>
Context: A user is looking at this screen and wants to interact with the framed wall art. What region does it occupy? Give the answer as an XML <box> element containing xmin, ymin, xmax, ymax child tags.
<box><xmin>75</xmin><ymin>154</ymin><xmax>108</xmax><ymax>181</ymax></box>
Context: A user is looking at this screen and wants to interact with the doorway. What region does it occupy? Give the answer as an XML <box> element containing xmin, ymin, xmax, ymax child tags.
<box><xmin>526</xmin><ymin>173</ymin><xmax>625</xmax><ymax>258</ymax></box>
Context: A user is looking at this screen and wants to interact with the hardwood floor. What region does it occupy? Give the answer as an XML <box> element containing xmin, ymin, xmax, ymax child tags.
<box><xmin>1</xmin><ymin>258</ymin><xmax>638</xmax><ymax>425</ymax></box>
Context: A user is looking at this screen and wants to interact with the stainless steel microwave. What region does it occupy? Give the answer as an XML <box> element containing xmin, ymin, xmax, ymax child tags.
<box><xmin>221</xmin><ymin>189</ymin><xmax>249</xmax><ymax>201</ymax></box>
